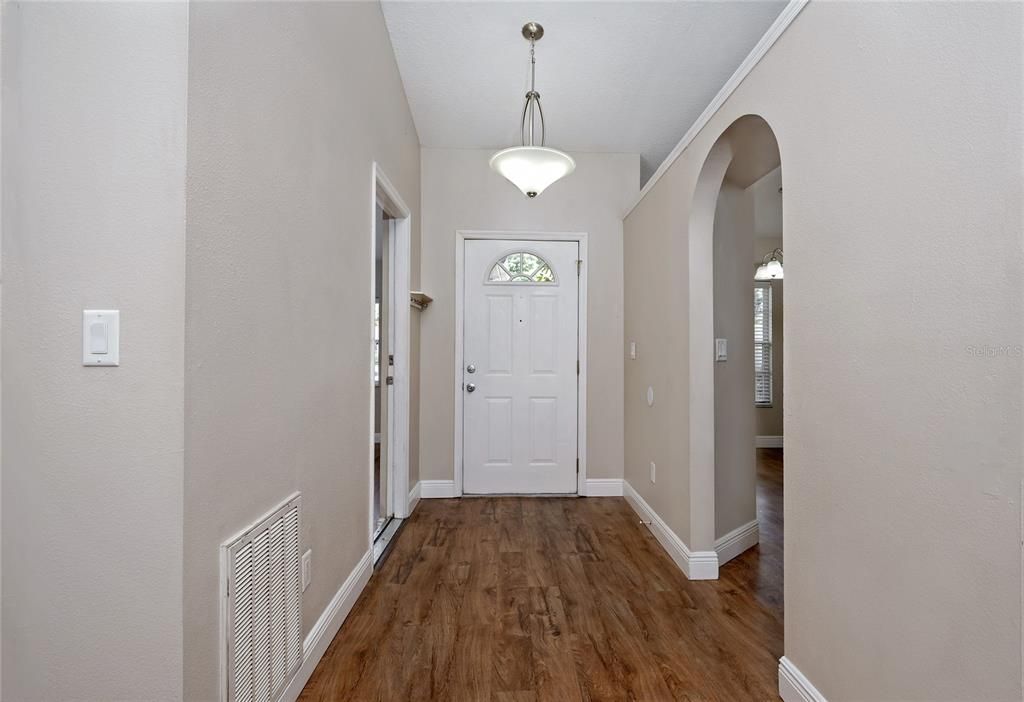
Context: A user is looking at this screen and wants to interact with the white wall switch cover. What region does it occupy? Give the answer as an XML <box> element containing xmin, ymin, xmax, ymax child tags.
<box><xmin>629</xmin><ymin>341</ymin><xmax>637</xmax><ymax>360</ymax></box>
<box><xmin>646</xmin><ymin>386</ymin><xmax>655</xmax><ymax>407</ymax></box>
<box><xmin>650</xmin><ymin>461</ymin><xmax>656</xmax><ymax>484</ymax></box>
<box><xmin>715</xmin><ymin>338</ymin><xmax>728</xmax><ymax>362</ymax></box>
<box><xmin>83</xmin><ymin>310</ymin><xmax>119</xmax><ymax>366</ymax></box>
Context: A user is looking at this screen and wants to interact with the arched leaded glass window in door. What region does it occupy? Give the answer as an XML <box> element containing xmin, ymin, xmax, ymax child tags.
<box><xmin>487</xmin><ymin>251</ymin><xmax>556</xmax><ymax>283</ymax></box>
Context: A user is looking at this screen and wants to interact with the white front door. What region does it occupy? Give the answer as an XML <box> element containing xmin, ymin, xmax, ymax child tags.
<box><xmin>462</xmin><ymin>239</ymin><xmax>579</xmax><ymax>494</ymax></box>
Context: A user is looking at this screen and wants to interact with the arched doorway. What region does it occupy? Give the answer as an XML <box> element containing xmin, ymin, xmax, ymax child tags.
<box><xmin>686</xmin><ymin>115</ymin><xmax>784</xmax><ymax>588</ymax></box>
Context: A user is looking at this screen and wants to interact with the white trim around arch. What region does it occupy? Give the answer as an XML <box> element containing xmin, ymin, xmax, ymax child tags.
<box><xmin>453</xmin><ymin>230</ymin><xmax>589</xmax><ymax>497</ymax></box>
<box><xmin>686</xmin><ymin>136</ymin><xmax>736</xmax><ymax>556</ymax></box>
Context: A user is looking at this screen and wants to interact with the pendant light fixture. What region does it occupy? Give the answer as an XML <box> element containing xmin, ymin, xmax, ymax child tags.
<box><xmin>490</xmin><ymin>22</ymin><xmax>576</xmax><ymax>198</ymax></box>
<box><xmin>754</xmin><ymin>248</ymin><xmax>784</xmax><ymax>280</ymax></box>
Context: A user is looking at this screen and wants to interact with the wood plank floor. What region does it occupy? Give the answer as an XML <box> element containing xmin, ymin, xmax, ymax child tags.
<box><xmin>300</xmin><ymin>449</ymin><xmax>784</xmax><ymax>701</ymax></box>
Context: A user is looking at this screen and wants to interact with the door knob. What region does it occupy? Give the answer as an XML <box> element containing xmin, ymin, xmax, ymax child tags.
<box><xmin>466</xmin><ymin>364</ymin><xmax>476</xmax><ymax>374</ymax></box>
<box><xmin>466</xmin><ymin>383</ymin><xmax>476</xmax><ymax>393</ymax></box>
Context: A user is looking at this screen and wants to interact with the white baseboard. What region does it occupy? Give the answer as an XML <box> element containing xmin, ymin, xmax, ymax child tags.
<box><xmin>279</xmin><ymin>549</ymin><xmax>373</xmax><ymax>702</ymax></box>
<box><xmin>779</xmin><ymin>657</ymin><xmax>828</xmax><ymax>702</ymax></box>
<box><xmin>420</xmin><ymin>479</ymin><xmax>458</xmax><ymax>498</ymax></box>
<box><xmin>714</xmin><ymin>519</ymin><xmax>759</xmax><ymax>565</ymax></box>
<box><xmin>623</xmin><ymin>481</ymin><xmax>718</xmax><ymax>580</ymax></box>
<box><xmin>407</xmin><ymin>481</ymin><xmax>421</xmax><ymax>514</ymax></box>
<box><xmin>420</xmin><ymin>479</ymin><xmax>627</xmax><ymax>498</ymax></box>
<box><xmin>756</xmin><ymin>435</ymin><xmax>784</xmax><ymax>448</ymax></box>
<box><xmin>584</xmin><ymin>478</ymin><xmax>624</xmax><ymax>496</ymax></box>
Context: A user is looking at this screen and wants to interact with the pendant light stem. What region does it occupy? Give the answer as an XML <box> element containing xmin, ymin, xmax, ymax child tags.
<box><xmin>530</xmin><ymin>39</ymin><xmax>536</xmax><ymax>93</ymax></box>
<box><xmin>519</xmin><ymin>35</ymin><xmax>546</xmax><ymax>147</ymax></box>
<box><xmin>520</xmin><ymin>97</ymin><xmax>530</xmax><ymax>146</ymax></box>
<box><xmin>527</xmin><ymin>39</ymin><xmax>536</xmax><ymax>145</ymax></box>
<box><xmin>535</xmin><ymin>96</ymin><xmax>545</xmax><ymax>147</ymax></box>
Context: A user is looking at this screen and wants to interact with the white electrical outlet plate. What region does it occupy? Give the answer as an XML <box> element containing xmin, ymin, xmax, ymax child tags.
<box><xmin>301</xmin><ymin>549</ymin><xmax>312</xmax><ymax>591</ymax></box>
<box><xmin>650</xmin><ymin>461</ymin><xmax>656</xmax><ymax>484</ymax></box>
<box><xmin>83</xmin><ymin>310</ymin><xmax>119</xmax><ymax>366</ymax></box>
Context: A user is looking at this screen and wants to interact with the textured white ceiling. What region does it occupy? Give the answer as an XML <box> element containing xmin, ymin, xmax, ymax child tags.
<box><xmin>381</xmin><ymin>1</ymin><xmax>788</xmax><ymax>182</ymax></box>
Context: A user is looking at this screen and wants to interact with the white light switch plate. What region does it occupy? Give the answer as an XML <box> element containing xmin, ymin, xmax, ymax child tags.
<box><xmin>83</xmin><ymin>310</ymin><xmax>119</xmax><ymax>366</ymax></box>
<box><xmin>715</xmin><ymin>338</ymin><xmax>728</xmax><ymax>362</ymax></box>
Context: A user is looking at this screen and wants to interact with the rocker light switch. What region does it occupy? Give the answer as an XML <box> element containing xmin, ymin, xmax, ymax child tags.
<box><xmin>89</xmin><ymin>321</ymin><xmax>108</xmax><ymax>354</ymax></box>
<box><xmin>715</xmin><ymin>338</ymin><xmax>728</xmax><ymax>362</ymax></box>
<box><xmin>83</xmin><ymin>310</ymin><xmax>119</xmax><ymax>366</ymax></box>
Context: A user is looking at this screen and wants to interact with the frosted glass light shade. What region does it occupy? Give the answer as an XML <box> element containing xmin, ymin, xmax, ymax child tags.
<box><xmin>763</xmin><ymin>259</ymin><xmax>784</xmax><ymax>279</ymax></box>
<box><xmin>755</xmin><ymin>257</ymin><xmax>784</xmax><ymax>280</ymax></box>
<box><xmin>489</xmin><ymin>146</ymin><xmax>576</xmax><ymax>198</ymax></box>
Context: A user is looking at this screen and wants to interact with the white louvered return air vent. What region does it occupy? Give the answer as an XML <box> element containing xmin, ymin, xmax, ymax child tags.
<box><xmin>223</xmin><ymin>494</ymin><xmax>302</xmax><ymax>702</ymax></box>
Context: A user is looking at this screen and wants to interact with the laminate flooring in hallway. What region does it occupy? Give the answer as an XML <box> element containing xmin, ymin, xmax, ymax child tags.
<box><xmin>300</xmin><ymin>449</ymin><xmax>785</xmax><ymax>701</ymax></box>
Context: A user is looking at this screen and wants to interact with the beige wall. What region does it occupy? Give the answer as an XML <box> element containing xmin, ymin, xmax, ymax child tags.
<box><xmin>624</xmin><ymin>2</ymin><xmax>1022</xmax><ymax>700</ymax></box>
<box><xmin>0</xmin><ymin>4</ymin><xmax>4</xmax><ymax>692</ymax></box>
<box><xmin>713</xmin><ymin>184</ymin><xmax>756</xmax><ymax>540</ymax></box>
<box><xmin>2</xmin><ymin>3</ymin><xmax>187</xmax><ymax>699</ymax></box>
<box><xmin>623</xmin><ymin>164</ymin><xmax>693</xmax><ymax>542</ymax></box>
<box><xmin>183</xmin><ymin>3</ymin><xmax>420</xmax><ymax>699</ymax></box>
<box><xmin>752</xmin><ymin>166</ymin><xmax>783</xmax><ymax>238</ymax></box>
<box><xmin>418</xmin><ymin>148</ymin><xmax>639</xmax><ymax>484</ymax></box>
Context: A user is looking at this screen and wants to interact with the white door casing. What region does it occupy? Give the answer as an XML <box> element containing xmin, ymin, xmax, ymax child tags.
<box><xmin>368</xmin><ymin>163</ymin><xmax>411</xmax><ymax>553</ymax></box>
<box><xmin>462</xmin><ymin>239</ymin><xmax>579</xmax><ymax>494</ymax></box>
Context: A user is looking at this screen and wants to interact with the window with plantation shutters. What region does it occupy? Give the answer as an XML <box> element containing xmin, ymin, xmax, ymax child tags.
<box><xmin>754</xmin><ymin>283</ymin><xmax>773</xmax><ymax>407</ymax></box>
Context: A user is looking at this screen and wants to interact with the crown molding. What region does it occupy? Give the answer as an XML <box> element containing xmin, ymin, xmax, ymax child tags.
<box><xmin>624</xmin><ymin>0</ymin><xmax>809</xmax><ymax>219</ymax></box>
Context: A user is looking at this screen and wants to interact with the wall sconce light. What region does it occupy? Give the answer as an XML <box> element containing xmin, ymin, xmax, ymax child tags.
<box><xmin>755</xmin><ymin>248</ymin><xmax>784</xmax><ymax>280</ymax></box>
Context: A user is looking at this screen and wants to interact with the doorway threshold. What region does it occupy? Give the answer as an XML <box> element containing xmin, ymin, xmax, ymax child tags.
<box><xmin>372</xmin><ymin>517</ymin><xmax>403</xmax><ymax>564</ymax></box>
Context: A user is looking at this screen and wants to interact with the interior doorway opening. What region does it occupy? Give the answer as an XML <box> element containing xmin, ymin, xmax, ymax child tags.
<box><xmin>370</xmin><ymin>164</ymin><xmax>412</xmax><ymax>563</ymax></box>
<box><xmin>690</xmin><ymin>113</ymin><xmax>784</xmax><ymax>620</ymax></box>
<box><xmin>752</xmin><ymin>204</ymin><xmax>784</xmax><ymax>610</ymax></box>
<box><xmin>711</xmin><ymin>155</ymin><xmax>785</xmax><ymax>568</ymax></box>
<box><xmin>373</xmin><ymin>203</ymin><xmax>394</xmax><ymax>543</ymax></box>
